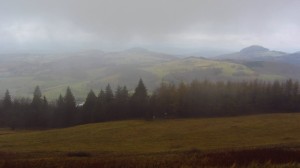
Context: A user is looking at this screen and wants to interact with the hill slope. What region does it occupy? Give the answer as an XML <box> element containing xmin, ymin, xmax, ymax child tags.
<box><xmin>0</xmin><ymin>47</ymin><xmax>298</xmax><ymax>100</ymax></box>
<box><xmin>216</xmin><ymin>45</ymin><xmax>286</xmax><ymax>61</ymax></box>
<box><xmin>275</xmin><ymin>52</ymin><xmax>300</xmax><ymax>65</ymax></box>
<box><xmin>242</xmin><ymin>61</ymin><xmax>300</xmax><ymax>79</ymax></box>
<box><xmin>1</xmin><ymin>113</ymin><xmax>300</xmax><ymax>154</ymax></box>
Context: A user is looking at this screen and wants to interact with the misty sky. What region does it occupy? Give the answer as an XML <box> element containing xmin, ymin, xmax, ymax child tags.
<box><xmin>0</xmin><ymin>0</ymin><xmax>300</xmax><ymax>54</ymax></box>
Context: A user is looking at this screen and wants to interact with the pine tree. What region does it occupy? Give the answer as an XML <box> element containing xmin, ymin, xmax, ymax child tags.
<box><xmin>155</xmin><ymin>83</ymin><xmax>177</xmax><ymax>118</ymax></box>
<box><xmin>176</xmin><ymin>82</ymin><xmax>188</xmax><ymax>118</ymax></box>
<box><xmin>53</xmin><ymin>94</ymin><xmax>65</xmax><ymax>127</ymax></box>
<box><xmin>104</xmin><ymin>84</ymin><xmax>114</xmax><ymax>120</ymax></box>
<box><xmin>115</xmin><ymin>86</ymin><xmax>129</xmax><ymax>104</ymax></box>
<box><xmin>114</xmin><ymin>86</ymin><xmax>130</xmax><ymax>119</ymax></box>
<box><xmin>83</xmin><ymin>90</ymin><xmax>97</xmax><ymax>122</ymax></box>
<box><xmin>84</xmin><ymin>90</ymin><xmax>97</xmax><ymax>110</ymax></box>
<box><xmin>132</xmin><ymin>79</ymin><xmax>147</xmax><ymax>101</ymax></box>
<box><xmin>1</xmin><ymin>90</ymin><xmax>12</xmax><ymax>127</ymax></box>
<box><xmin>94</xmin><ymin>89</ymin><xmax>106</xmax><ymax>121</ymax></box>
<box><xmin>57</xmin><ymin>94</ymin><xmax>64</xmax><ymax>107</ymax></box>
<box><xmin>63</xmin><ymin>87</ymin><xmax>76</xmax><ymax>126</ymax></box>
<box><xmin>3</xmin><ymin>89</ymin><xmax>12</xmax><ymax>110</ymax></box>
<box><xmin>115</xmin><ymin>86</ymin><xmax>123</xmax><ymax>102</ymax></box>
<box><xmin>31</xmin><ymin>86</ymin><xmax>42</xmax><ymax>110</ymax></box>
<box><xmin>131</xmin><ymin>79</ymin><xmax>149</xmax><ymax>118</ymax></box>
<box><xmin>105</xmin><ymin>84</ymin><xmax>114</xmax><ymax>103</ymax></box>
<box><xmin>64</xmin><ymin>87</ymin><xmax>76</xmax><ymax>109</ymax></box>
<box><xmin>29</xmin><ymin>86</ymin><xmax>44</xmax><ymax>127</ymax></box>
<box><xmin>98</xmin><ymin>89</ymin><xmax>106</xmax><ymax>102</ymax></box>
<box><xmin>121</xmin><ymin>86</ymin><xmax>129</xmax><ymax>101</ymax></box>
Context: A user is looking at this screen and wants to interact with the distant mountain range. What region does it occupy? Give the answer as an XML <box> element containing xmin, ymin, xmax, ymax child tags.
<box><xmin>0</xmin><ymin>45</ymin><xmax>299</xmax><ymax>100</ymax></box>
<box><xmin>276</xmin><ymin>52</ymin><xmax>300</xmax><ymax>65</ymax></box>
<box><xmin>215</xmin><ymin>45</ymin><xmax>286</xmax><ymax>61</ymax></box>
<box><xmin>215</xmin><ymin>45</ymin><xmax>300</xmax><ymax>65</ymax></box>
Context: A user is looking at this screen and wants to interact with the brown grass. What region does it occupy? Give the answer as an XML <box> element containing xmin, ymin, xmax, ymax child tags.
<box><xmin>1</xmin><ymin>148</ymin><xmax>300</xmax><ymax>168</ymax></box>
<box><xmin>2</xmin><ymin>113</ymin><xmax>300</xmax><ymax>167</ymax></box>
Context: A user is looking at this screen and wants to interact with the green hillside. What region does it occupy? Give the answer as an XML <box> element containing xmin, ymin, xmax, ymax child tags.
<box><xmin>0</xmin><ymin>49</ymin><xmax>296</xmax><ymax>100</ymax></box>
<box><xmin>146</xmin><ymin>57</ymin><xmax>255</xmax><ymax>79</ymax></box>
<box><xmin>1</xmin><ymin>113</ymin><xmax>300</xmax><ymax>154</ymax></box>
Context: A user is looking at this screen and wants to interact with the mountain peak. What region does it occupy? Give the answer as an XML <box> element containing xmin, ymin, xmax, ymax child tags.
<box><xmin>240</xmin><ymin>45</ymin><xmax>269</xmax><ymax>53</ymax></box>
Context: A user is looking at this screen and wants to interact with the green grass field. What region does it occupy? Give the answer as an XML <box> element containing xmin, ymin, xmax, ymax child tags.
<box><xmin>1</xmin><ymin>113</ymin><xmax>300</xmax><ymax>167</ymax></box>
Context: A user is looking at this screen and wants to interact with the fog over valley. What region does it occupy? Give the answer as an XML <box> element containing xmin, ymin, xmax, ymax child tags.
<box><xmin>0</xmin><ymin>0</ymin><xmax>300</xmax><ymax>54</ymax></box>
<box><xmin>0</xmin><ymin>0</ymin><xmax>300</xmax><ymax>100</ymax></box>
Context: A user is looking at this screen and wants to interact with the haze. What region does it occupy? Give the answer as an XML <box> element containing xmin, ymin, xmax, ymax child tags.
<box><xmin>0</xmin><ymin>0</ymin><xmax>299</xmax><ymax>54</ymax></box>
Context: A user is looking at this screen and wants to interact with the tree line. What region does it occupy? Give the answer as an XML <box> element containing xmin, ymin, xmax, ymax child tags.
<box><xmin>0</xmin><ymin>79</ymin><xmax>299</xmax><ymax>129</ymax></box>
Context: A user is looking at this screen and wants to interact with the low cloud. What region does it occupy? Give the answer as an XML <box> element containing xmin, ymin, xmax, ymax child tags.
<box><xmin>0</xmin><ymin>0</ymin><xmax>299</xmax><ymax>53</ymax></box>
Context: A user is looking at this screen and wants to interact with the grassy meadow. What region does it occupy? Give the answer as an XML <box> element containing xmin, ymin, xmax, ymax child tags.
<box><xmin>1</xmin><ymin>113</ymin><xmax>300</xmax><ymax>167</ymax></box>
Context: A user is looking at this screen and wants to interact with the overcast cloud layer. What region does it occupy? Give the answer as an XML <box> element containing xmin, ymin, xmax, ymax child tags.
<box><xmin>0</xmin><ymin>0</ymin><xmax>299</xmax><ymax>54</ymax></box>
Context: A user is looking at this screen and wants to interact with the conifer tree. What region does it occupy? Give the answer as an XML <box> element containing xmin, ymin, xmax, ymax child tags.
<box><xmin>131</xmin><ymin>79</ymin><xmax>149</xmax><ymax>118</ymax></box>
<box><xmin>84</xmin><ymin>90</ymin><xmax>97</xmax><ymax>110</ymax></box>
<box><xmin>57</xmin><ymin>94</ymin><xmax>64</xmax><ymax>107</ymax></box>
<box><xmin>98</xmin><ymin>89</ymin><xmax>105</xmax><ymax>102</ymax></box>
<box><xmin>31</xmin><ymin>86</ymin><xmax>42</xmax><ymax>110</ymax></box>
<box><xmin>3</xmin><ymin>89</ymin><xmax>12</xmax><ymax>110</ymax></box>
<box><xmin>1</xmin><ymin>90</ymin><xmax>12</xmax><ymax>127</ymax></box>
<box><xmin>121</xmin><ymin>86</ymin><xmax>129</xmax><ymax>101</ymax></box>
<box><xmin>63</xmin><ymin>87</ymin><xmax>76</xmax><ymax>126</ymax></box>
<box><xmin>103</xmin><ymin>84</ymin><xmax>114</xmax><ymax>119</ymax></box>
<box><xmin>132</xmin><ymin>79</ymin><xmax>147</xmax><ymax>101</ymax></box>
<box><xmin>105</xmin><ymin>84</ymin><xmax>114</xmax><ymax>103</ymax></box>
<box><xmin>94</xmin><ymin>89</ymin><xmax>106</xmax><ymax>121</ymax></box>
<box><xmin>115</xmin><ymin>86</ymin><xmax>123</xmax><ymax>102</ymax></box>
<box><xmin>64</xmin><ymin>87</ymin><xmax>76</xmax><ymax>109</ymax></box>
<box><xmin>83</xmin><ymin>90</ymin><xmax>97</xmax><ymax>122</ymax></box>
<box><xmin>114</xmin><ymin>86</ymin><xmax>129</xmax><ymax>119</ymax></box>
<box><xmin>29</xmin><ymin>86</ymin><xmax>44</xmax><ymax>127</ymax></box>
<box><xmin>53</xmin><ymin>94</ymin><xmax>65</xmax><ymax>127</ymax></box>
